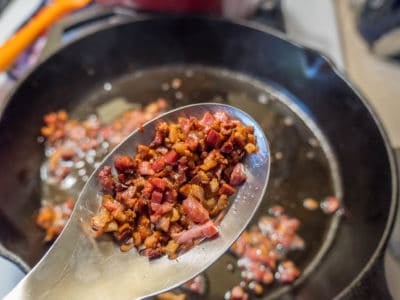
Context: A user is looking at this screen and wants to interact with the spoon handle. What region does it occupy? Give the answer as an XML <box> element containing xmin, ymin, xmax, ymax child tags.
<box><xmin>4</xmin><ymin>217</ymin><xmax>90</xmax><ymax>299</ymax></box>
<box><xmin>5</xmin><ymin>205</ymin><xmax>147</xmax><ymax>300</ymax></box>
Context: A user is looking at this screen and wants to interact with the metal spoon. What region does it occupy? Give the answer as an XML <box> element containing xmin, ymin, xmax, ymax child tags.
<box><xmin>5</xmin><ymin>103</ymin><xmax>270</xmax><ymax>300</ymax></box>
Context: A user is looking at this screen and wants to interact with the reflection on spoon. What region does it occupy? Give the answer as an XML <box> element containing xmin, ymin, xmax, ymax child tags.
<box><xmin>5</xmin><ymin>103</ymin><xmax>270</xmax><ymax>300</ymax></box>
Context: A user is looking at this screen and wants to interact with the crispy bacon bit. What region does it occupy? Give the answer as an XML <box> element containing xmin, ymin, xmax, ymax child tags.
<box><xmin>185</xmin><ymin>133</ymin><xmax>199</xmax><ymax>151</ymax></box>
<box><xmin>182</xmin><ymin>274</ymin><xmax>207</xmax><ymax>295</ymax></box>
<box><xmin>321</xmin><ymin>196</ymin><xmax>340</xmax><ymax>214</ymax></box>
<box><xmin>40</xmin><ymin>99</ymin><xmax>168</xmax><ymax>185</ymax></box>
<box><xmin>225</xmin><ymin>286</ymin><xmax>249</xmax><ymax>300</ymax></box>
<box><xmin>114</xmin><ymin>156</ymin><xmax>136</xmax><ymax>172</ymax></box>
<box><xmin>230</xmin><ymin>163</ymin><xmax>247</xmax><ymax>186</ymax></box>
<box><xmin>182</xmin><ymin>195</ymin><xmax>210</xmax><ymax>224</ymax></box>
<box><xmin>276</xmin><ymin>261</ymin><xmax>300</xmax><ymax>283</ymax></box>
<box><xmin>164</xmin><ymin>189</ymin><xmax>177</xmax><ymax>203</ymax></box>
<box><xmin>36</xmin><ymin>198</ymin><xmax>75</xmax><ymax>241</ymax></box>
<box><xmin>248</xmin><ymin>281</ymin><xmax>264</xmax><ymax>296</ymax></box>
<box><xmin>206</xmin><ymin>129</ymin><xmax>223</xmax><ymax>147</ymax></box>
<box><xmin>103</xmin><ymin>199</ymin><xmax>121</xmax><ymax>212</ymax></box>
<box><xmin>214</xmin><ymin>111</ymin><xmax>229</xmax><ymax>122</ymax></box>
<box><xmin>221</xmin><ymin>141</ymin><xmax>234</xmax><ymax>154</ymax></box>
<box><xmin>149</xmin><ymin>177</ymin><xmax>168</xmax><ymax>191</ymax></box>
<box><xmin>219</xmin><ymin>183</ymin><xmax>236</xmax><ymax>196</ymax></box>
<box><xmin>268</xmin><ymin>205</ymin><xmax>285</xmax><ymax>217</ymax></box>
<box><xmin>230</xmin><ymin>207</ymin><xmax>304</xmax><ymax>296</ymax></box>
<box><xmin>138</xmin><ymin>161</ymin><xmax>155</xmax><ymax>175</ymax></box>
<box><xmin>200</xmin><ymin>112</ymin><xmax>215</xmax><ymax>127</ymax></box>
<box><xmin>141</xmin><ymin>247</ymin><xmax>164</xmax><ymax>259</ymax></box>
<box><xmin>91</xmin><ymin>111</ymin><xmax>257</xmax><ymax>259</ymax></box>
<box><xmin>37</xmin><ymin>100</ymin><xmax>168</xmax><ymax>243</ymax></box>
<box><xmin>98</xmin><ymin>166</ymin><xmax>115</xmax><ymax>191</ymax></box>
<box><xmin>151</xmin><ymin>130</ymin><xmax>164</xmax><ymax>148</ymax></box>
<box><xmin>152</xmin><ymin>158</ymin><xmax>166</xmax><ymax>172</ymax></box>
<box><xmin>163</xmin><ymin>150</ymin><xmax>179</xmax><ymax>165</ymax></box>
<box><xmin>151</xmin><ymin>191</ymin><xmax>164</xmax><ymax>203</ymax></box>
<box><xmin>303</xmin><ymin>197</ymin><xmax>319</xmax><ymax>210</ymax></box>
<box><xmin>172</xmin><ymin>220</ymin><xmax>219</xmax><ymax>245</ymax></box>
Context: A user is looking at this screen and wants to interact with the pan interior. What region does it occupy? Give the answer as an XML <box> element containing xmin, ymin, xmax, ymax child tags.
<box><xmin>38</xmin><ymin>65</ymin><xmax>341</xmax><ymax>299</ymax></box>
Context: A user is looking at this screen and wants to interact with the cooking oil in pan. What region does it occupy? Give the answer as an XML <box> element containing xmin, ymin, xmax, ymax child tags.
<box><xmin>41</xmin><ymin>65</ymin><xmax>342</xmax><ymax>300</ymax></box>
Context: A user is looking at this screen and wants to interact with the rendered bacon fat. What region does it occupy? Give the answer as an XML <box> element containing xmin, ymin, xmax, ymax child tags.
<box><xmin>91</xmin><ymin>111</ymin><xmax>258</xmax><ymax>259</ymax></box>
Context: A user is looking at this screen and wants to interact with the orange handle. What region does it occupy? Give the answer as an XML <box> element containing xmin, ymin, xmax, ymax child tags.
<box><xmin>0</xmin><ymin>0</ymin><xmax>91</xmax><ymax>72</ymax></box>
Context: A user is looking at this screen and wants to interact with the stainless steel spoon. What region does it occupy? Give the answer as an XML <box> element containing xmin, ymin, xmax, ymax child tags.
<box><xmin>5</xmin><ymin>103</ymin><xmax>270</xmax><ymax>300</ymax></box>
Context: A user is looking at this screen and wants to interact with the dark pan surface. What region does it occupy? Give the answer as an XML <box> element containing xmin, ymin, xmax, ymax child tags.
<box><xmin>0</xmin><ymin>17</ymin><xmax>396</xmax><ymax>299</ymax></box>
<box><xmin>21</xmin><ymin>66</ymin><xmax>342</xmax><ymax>299</ymax></box>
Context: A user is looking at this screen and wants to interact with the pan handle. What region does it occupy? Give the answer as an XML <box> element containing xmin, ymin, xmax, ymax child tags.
<box><xmin>39</xmin><ymin>5</ymin><xmax>137</xmax><ymax>61</ymax></box>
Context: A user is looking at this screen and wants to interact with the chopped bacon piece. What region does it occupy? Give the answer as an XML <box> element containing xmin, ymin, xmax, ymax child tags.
<box><xmin>119</xmin><ymin>185</ymin><xmax>136</xmax><ymax>202</ymax></box>
<box><xmin>151</xmin><ymin>191</ymin><xmax>163</xmax><ymax>203</ymax></box>
<box><xmin>230</xmin><ymin>286</ymin><xmax>249</xmax><ymax>300</ymax></box>
<box><xmin>220</xmin><ymin>141</ymin><xmax>234</xmax><ymax>153</ymax></box>
<box><xmin>230</xmin><ymin>163</ymin><xmax>247</xmax><ymax>186</ymax></box>
<box><xmin>173</xmin><ymin>220</ymin><xmax>218</xmax><ymax>244</ymax></box>
<box><xmin>142</xmin><ymin>248</ymin><xmax>164</xmax><ymax>259</ymax></box>
<box><xmin>185</xmin><ymin>134</ymin><xmax>199</xmax><ymax>151</ymax></box>
<box><xmin>150</xmin><ymin>130</ymin><xmax>164</xmax><ymax>148</ymax></box>
<box><xmin>103</xmin><ymin>200</ymin><xmax>122</xmax><ymax>212</ymax></box>
<box><xmin>98</xmin><ymin>166</ymin><xmax>115</xmax><ymax>191</ymax></box>
<box><xmin>114</xmin><ymin>156</ymin><xmax>136</xmax><ymax>172</ymax></box>
<box><xmin>158</xmin><ymin>215</ymin><xmax>171</xmax><ymax>232</ymax></box>
<box><xmin>219</xmin><ymin>183</ymin><xmax>236</xmax><ymax>196</ymax></box>
<box><xmin>277</xmin><ymin>261</ymin><xmax>300</xmax><ymax>283</ymax></box>
<box><xmin>152</xmin><ymin>158</ymin><xmax>165</xmax><ymax>172</ymax></box>
<box><xmin>163</xmin><ymin>150</ymin><xmax>179</xmax><ymax>165</ymax></box>
<box><xmin>182</xmin><ymin>274</ymin><xmax>207</xmax><ymax>295</ymax></box>
<box><xmin>164</xmin><ymin>189</ymin><xmax>178</xmax><ymax>203</ymax></box>
<box><xmin>151</xmin><ymin>202</ymin><xmax>174</xmax><ymax>223</ymax></box>
<box><xmin>179</xmin><ymin>117</ymin><xmax>191</xmax><ymax>134</ymax></box>
<box><xmin>38</xmin><ymin>101</ymin><xmax>168</xmax><ymax>242</ymax></box>
<box><xmin>36</xmin><ymin>198</ymin><xmax>75</xmax><ymax>241</ymax></box>
<box><xmin>142</xmin><ymin>181</ymin><xmax>154</xmax><ymax>199</ymax></box>
<box><xmin>149</xmin><ymin>177</ymin><xmax>168</xmax><ymax>191</ymax></box>
<box><xmin>199</xmin><ymin>112</ymin><xmax>215</xmax><ymax>127</ymax></box>
<box><xmin>44</xmin><ymin>112</ymin><xmax>58</xmax><ymax>125</ymax></box>
<box><xmin>182</xmin><ymin>195</ymin><xmax>210</xmax><ymax>224</ymax></box>
<box><xmin>230</xmin><ymin>207</ymin><xmax>304</xmax><ymax>296</ymax></box>
<box><xmin>90</xmin><ymin>111</ymin><xmax>257</xmax><ymax>260</ymax></box>
<box><xmin>205</xmin><ymin>129</ymin><xmax>223</xmax><ymax>148</ymax></box>
<box><xmin>138</xmin><ymin>161</ymin><xmax>155</xmax><ymax>175</ymax></box>
<box><xmin>321</xmin><ymin>196</ymin><xmax>340</xmax><ymax>214</ymax></box>
<box><xmin>243</xmin><ymin>247</ymin><xmax>277</xmax><ymax>269</ymax></box>
<box><xmin>214</xmin><ymin>111</ymin><xmax>229</xmax><ymax>122</ymax></box>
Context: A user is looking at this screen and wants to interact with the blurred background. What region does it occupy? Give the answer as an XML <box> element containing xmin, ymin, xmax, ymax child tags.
<box><xmin>1</xmin><ymin>0</ymin><xmax>400</xmax><ymax>147</ymax></box>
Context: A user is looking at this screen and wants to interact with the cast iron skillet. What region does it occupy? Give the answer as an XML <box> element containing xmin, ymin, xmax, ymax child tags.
<box><xmin>0</xmin><ymin>7</ymin><xmax>397</xmax><ymax>300</ymax></box>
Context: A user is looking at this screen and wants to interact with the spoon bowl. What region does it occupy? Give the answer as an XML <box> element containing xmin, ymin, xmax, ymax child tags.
<box><xmin>5</xmin><ymin>103</ymin><xmax>270</xmax><ymax>300</ymax></box>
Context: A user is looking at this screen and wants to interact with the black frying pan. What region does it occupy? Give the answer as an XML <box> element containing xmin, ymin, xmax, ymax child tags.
<box><xmin>0</xmin><ymin>7</ymin><xmax>397</xmax><ymax>299</ymax></box>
